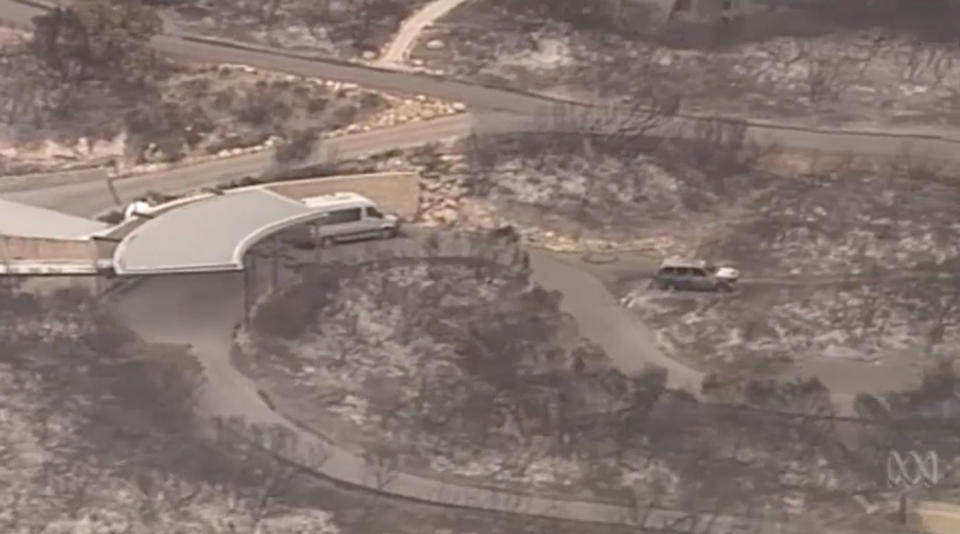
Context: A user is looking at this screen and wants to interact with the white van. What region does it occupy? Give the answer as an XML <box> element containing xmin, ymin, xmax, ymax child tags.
<box><xmin>299</xmin><ymin>192</ymin><xmax>401</xmax><ymax>247</ymax></box>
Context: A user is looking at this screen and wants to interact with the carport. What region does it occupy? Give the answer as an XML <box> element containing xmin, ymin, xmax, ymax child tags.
<box><xmin>112</xmin><ymin>188</ymin><xmax>327</xmax><ymax>275</ymax></box>
<box><xmin>0</xmin><ymin>197</ymin><xmax>110</xmax><ymax>276</ymax></box>
<box><xmin>0</xmin><ymin>197</ymin><xmax>108</xmax><ymax>239</ymax></box>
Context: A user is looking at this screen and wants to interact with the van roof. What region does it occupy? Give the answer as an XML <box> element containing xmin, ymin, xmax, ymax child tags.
<box><xmin>659</xmin><ymin>258</ymin><xmax>707</xmax><ymax>269</ymax></box>
<box><xmin>300</xmin><ymin>192</ymin><xmax>375</xmax><ymax>209</ymax></box>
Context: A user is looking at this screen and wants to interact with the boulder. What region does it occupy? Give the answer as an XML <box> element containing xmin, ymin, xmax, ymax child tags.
<box><xmin>432</xmin><ymin>208</ymin><xmax>458</xmax><ymax>223</ymax></box>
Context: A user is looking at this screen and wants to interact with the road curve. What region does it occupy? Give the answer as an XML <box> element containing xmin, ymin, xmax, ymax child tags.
<box><xmin>2</xmin><ymin>114</ymin><xmax>480</xmax><ymax>216</ymax></box>
<box><xmin>530</xmin><ymin>252</ymin><xmax>704</xmax><ymax>393</ymax></box>
<box><xmin>377</xmin><ymin>0</ymin><xmax>472</xmax><ymax>65</ymax></box>
<box><xmin>9</xmin><ymin>104</ymin><xmax>960</xmax><ymax>218</ymax></box>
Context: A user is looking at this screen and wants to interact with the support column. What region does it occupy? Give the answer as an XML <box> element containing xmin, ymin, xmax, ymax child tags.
<box><xmin>244</xmin><ymin>254</ymin><xmax>254</xmax><ymax>326</ymax></box>
<box><xmin>106</xmin><ymin>177</ymin><xmax>122</xmax><ymax>207</ymax></box>
<box><xmin>91</xmin><ymin>242</ymin><xmax>103</xmax><ymax>297</ymax></box>
<box><xmin>271</xmin><ymin>235</ymin><xmax>280</xmax><ymax>293</ymax></box>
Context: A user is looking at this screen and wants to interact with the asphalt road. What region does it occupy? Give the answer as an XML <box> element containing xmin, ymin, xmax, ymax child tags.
<box><xmin>2</xmin><ymin>113</ymin><xmax>484</xmax><ymax>216</ymax></box>
<box><xmin>0</xmin><ymin>0</ymin><xmax>38</xmax><ymax>28</ymax></box>
<box><xmin>530</xmin><ymin>251</ymin><xmax>704</xmax><ymax>393</ymax></box>
<box><xmin>9</xmin><ymin>102</ymin><xmax>960</xmax><ymax>219</ymax></box>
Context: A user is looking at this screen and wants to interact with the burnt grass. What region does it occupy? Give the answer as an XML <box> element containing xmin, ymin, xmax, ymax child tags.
<box><xmin>162</xmin><ymin>0</ymin><xmax>429</xmax><ymax>58</ymax></box>
<box><xmin>0</xmin><ymin>35</ymin><xmax>391</xmax><ymax>171</ymax></box>
<box><xmin>238</xmin><ymin>255</ymin><xmax>897</xmax><ymax>523</ymax></box>
<box><xmin>348</xmin><ymin>135</ymin><xmax>960</xmax><ymax>385</ymax></box>
<box><xmin>414</xmin><ymin>0</ymin><xmax>960</xmax><ymax>126</ymax></box>
<box><xmin>460</xmin><ymin>0</ymin><xmax>960</xmax><ymax>49</ymax></box>
<box><xmin>0</xmin><ymin>287</ymin><xmax>638</xmax><ymax>534</ymax></box>
<box><xmin>700</xmin><ymin>170</ymin><xmax>960</xmax><ymax>276</ymax></box>
<box><xmin>403</xmin><ymin>132</ymin><xmax>960</xmax><ymax>276</ymax></box>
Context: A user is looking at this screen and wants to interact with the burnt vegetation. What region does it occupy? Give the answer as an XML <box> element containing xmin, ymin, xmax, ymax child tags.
<box><xmin>238</xmin><ymin>239</ymin><xmax>932</xmax><ymax>530</ymax></box>
<box><xmin>156</xmin><ymin>0</ymin><xmax>424</xmax><ymax>56</ymax></box>
<box><xmin>0</xmin><ymin>0</ymin><xmax>392</xmax><ymax>172</ymax></box>
<box><xmin>488</xmin><ymin>0</ymin><xmax>960</xmax><ymax>48</ymax></box>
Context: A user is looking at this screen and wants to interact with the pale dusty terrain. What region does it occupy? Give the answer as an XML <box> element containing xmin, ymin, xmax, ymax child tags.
<box><xmin>161</xmin><ymin>0</ymin><xmax>429</xmax><ymax>60</ymax></box>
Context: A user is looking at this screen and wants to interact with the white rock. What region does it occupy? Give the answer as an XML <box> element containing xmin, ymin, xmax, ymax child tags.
<box><xmin>432</xmin><ymin>208</ymin><xmax>458</xmax><ymax>223</ymax></box>
<box><xmin>425</xmin><ymin>39</ymin><xmax>445</xmax><ymax>50</ymax></box>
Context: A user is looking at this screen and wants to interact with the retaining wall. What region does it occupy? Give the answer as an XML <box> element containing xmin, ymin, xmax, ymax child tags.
<box><xmin>907</xmin><ymin>499</ymin><xmax>960</xmax><ymax>533</ymax></box>
<box><xmin>0</xmin><ymin>235</ymin><xmax>98</xmax><ymax>262</ymax></box>
<box><xmin>0</xmin><ymin>168</ymin><xmax>107</xmax><ymax>194</ymax></box>
<box><xmin>315</xmin><ymin>228</ymin><xmax>527</xmax><ymax>270</ymax></box>
<box><xmin>267</xmin><ymin>172</ymin><xmax>420</xmax><ymax>219</ymax></box>
<box><xmin>10</xmin><ymin>273</ymin><xmax>138</xmax><ymax>299</ymax></box>
<box><xmin>753</xmin><ymin>147</ymin><xmax>960</xmax><ymax>177</ymax></box>
<box><xmin>243</xmin><ymin>228</ymin><xmax>528</xmax><ymax>311</ymax></box>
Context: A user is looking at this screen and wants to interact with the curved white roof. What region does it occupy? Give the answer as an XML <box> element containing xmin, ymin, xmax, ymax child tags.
<box><xmin>113</xmin><ymin>188</ymin><xmax>333</xmax><ymax>274</ymax></box>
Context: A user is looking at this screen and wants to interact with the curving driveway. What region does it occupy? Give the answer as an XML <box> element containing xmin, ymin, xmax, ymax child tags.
<box><xmin>109</xmin><ymin>267</ymin><xmax>836</xmax><ymax>533</ymax></box>
<box><xmin>109</xmin><ymin>273</ymin><xmax>741</xmax><ymax>531</ymax></box>
<box><xmin>530</xmin><ymin>252</ymin><xmax>704</xmax><ymax>393</ymax></box>
<box><xmin>377</xmin><ymin>0</ymin><xmax>473</xmax><ymax>66</ymax></box>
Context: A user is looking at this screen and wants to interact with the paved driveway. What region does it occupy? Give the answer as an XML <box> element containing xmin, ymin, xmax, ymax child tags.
<box><xmin>529</xmin><ymin>250</ymin><xmax>705</xmax><ymax>394</ymax></box>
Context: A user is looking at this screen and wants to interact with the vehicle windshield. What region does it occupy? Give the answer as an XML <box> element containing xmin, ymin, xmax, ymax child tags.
<box><xmin>367</xmin><ymin>207</ymin><xmax>383</xmax><ymax>218</ymax></box>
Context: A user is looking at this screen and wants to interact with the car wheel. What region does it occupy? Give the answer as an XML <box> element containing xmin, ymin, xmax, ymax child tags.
<box><xmin>718</xmin><ymin>282</ymin><xmax>733</xmax><ymax>293</ymax></box>
<box><xmin>379</xmin><ymin>227</ymin><xmax>396</xmax><ymax>240</ymax></box>
<box><xmin>320</xmin><ymin>236</ymin><xmax>335</xmax><ymax>248</ymax></box>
